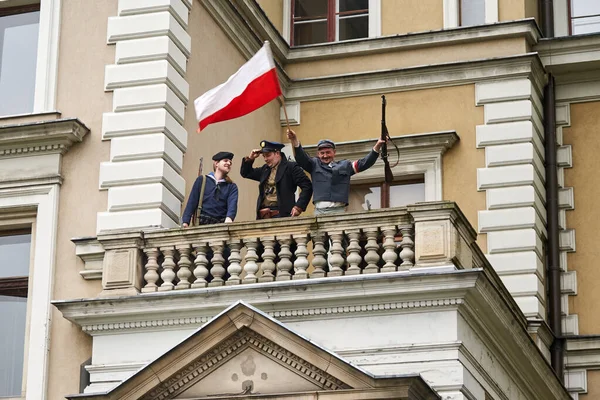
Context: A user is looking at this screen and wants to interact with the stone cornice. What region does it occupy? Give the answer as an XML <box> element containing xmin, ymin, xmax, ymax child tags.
<box><xmin>53</xmin><ymin>270</ymin><xmax>480</xmax><ymax>333</ymax></box>
<box><xmin>284</xmin><ymin>54</ymin><xmax>547</xmax><ymax>102</ymax></box>
<box><xmin>565</xmin><ymin>335</ymin><xmax>600</xmax><ymax>369</ymax></box>
<box><xmin>0</xmin><ymin>118</ymin><xmax>89</xmax><ymax>158</ymax></box>
<box><xmin>536</xmin><ymin>34</ymin><xmax>600</xmax><ymax>72</ymax></box>
<box><xmin>203</xmin><ymin>0</ymin><xmax>541</xmax><ymax>64</ymax></box>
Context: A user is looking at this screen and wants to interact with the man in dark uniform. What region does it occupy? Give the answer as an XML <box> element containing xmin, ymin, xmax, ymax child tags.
<box><xmin>181</xmin><ymin>151</ymin><xmax>238</xmax><ymax>227</ymax></box>
<box><xmin>241</xmin><ymin>140</ymin><xmax>312</xmax><ymax>219</ymax></box>
<box><xmin>286</xmin><ymin>129</ymin><xmax>385</xmax><ymax>215</ymax></box>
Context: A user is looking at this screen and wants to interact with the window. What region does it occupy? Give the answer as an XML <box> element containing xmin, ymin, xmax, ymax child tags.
<box><xmin>0</xmin><ymin>231</ymin><xmax>32</xmax><ymax>398</ymax></box>
<box><xmin>570</xmin><ymin>0</ymin><xmax>600</xmax><ymax>35</ymax></box>
<box><xmin>0</xmin><ymin>5</ymin><xmax>40</xmax><ymax>117</ymax></box>
<box><xmin>348</xmin><ymin>178</ymin><xmax>426</xmax><ymax>212</ymax></box>
<box><xmin>461</xmin><ymin>0</ymin><xmax>485</xmax><ymax>27</ymax></box>
<box><xmin>291</xmin><ymin>0</ymin><xmax>369</xmax><ymax>46</ymax></box>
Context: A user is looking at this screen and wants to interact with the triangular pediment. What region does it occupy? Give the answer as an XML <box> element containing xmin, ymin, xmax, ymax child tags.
<box><xmin>67</xmin><ymin>301</ymin><xmax>437</xmax><ymax>400</ymax></box>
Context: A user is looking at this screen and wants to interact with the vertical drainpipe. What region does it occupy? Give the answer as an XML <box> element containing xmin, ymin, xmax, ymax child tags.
<box><xmin>541</xmin><ymin>0</ymin><xmax>564</xmax><ymax>378</ymax></box>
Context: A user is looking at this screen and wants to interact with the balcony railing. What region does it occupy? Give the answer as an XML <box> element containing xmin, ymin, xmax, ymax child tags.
<box><xmin>79</xmin><ymin>201</ymin><xmax>480</xmax><ymax>297</ymax></box>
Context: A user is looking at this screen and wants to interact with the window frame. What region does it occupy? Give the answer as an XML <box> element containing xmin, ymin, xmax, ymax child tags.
<box><xmin>0</xmin><ymin>0</ymin><xmax>60</xmax><ymax>117</ymax></box>
<box><xmin>349</xmin><ymin>177</ymin><xmax>426</xmax><ymax>211</ymax></box>
<box><xmin>283</xmin><ymin>0</ymin><xmax>381</xmax><ymax>46</ymax></box>
<box><xmin>568</xmin><ymin>0</ymin><xmax>600</xmax><ymax>35</ymax></box>
<box><xmin>443</xmin><ymin>0</ymin><xmax>498</xmax><ymax>29</ymax></box>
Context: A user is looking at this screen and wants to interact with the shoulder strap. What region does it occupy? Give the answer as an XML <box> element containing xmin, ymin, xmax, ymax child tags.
<box><xmin>197</xmin><ymin>175</ymin><xmax>207</xmax><ymax>213</ymax></box>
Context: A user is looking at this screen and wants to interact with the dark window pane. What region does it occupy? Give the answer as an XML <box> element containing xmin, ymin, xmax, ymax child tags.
<box><xmin>339</xmin><ymin>15</ymin><xmax>368</xmax><ymax>41</ymax></box>
<box><xmin>572</xmin><ymin>15</ymin><xmax>600</xmax><ymax>34</ymax></box>
<box><xmin>571</xmin><ymin>0</ymin><xmax>600</xmax><ymax>18</ymax></box>
<box><xmin>0</xmin><ymin>11</ymin><xmax>39</xmax><ymax>116</ymax></box>
<box><xmin>0</xmin><ymin>233</ymin><xmax>31</xmax><ymax>278</ymax></box>
<box><xmin>294</xmin><ymin>0</ymin><xmax>327</xmax><ymax>18</ymax></box>
<box><xmin>461</xmin><ymin>0</ymin><xmax>485</xmax><ymax>27</ymax></box>
<box><xmin>0</xmin><ymin>295</ymin><xmax>27</xmax><ymax>397</ymax></box>
<box><xmin>294</xmin><ymin>20</ymin><xmax>328</xmax><ymax>45</ymax></box>
<box><xmin>339</xmin><ymin>0</ymin><xmax>368</xmax><ymax>13</ymax></box>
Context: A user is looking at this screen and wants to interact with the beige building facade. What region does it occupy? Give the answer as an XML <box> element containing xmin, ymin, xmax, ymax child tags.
<box><xmin>1</xmin><ymin>0</ymin><xmax>600</xmax><ymax>399</ymax></box>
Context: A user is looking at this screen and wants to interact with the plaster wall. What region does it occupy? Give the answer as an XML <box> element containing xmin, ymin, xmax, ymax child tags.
<box><xmin>580</xmin><ymin>369</ymin><xmax>600</xmax><ymax>399</ymax></box>
<box><xmin>499</xmin><ymin>0</ymin><xmax>539</xmax><ymax>23</ymax></box>
<box><xmin>256</xmin><ymin>0</ymin><xmax>283</xmax><ymax>35</ymax></box>
<box><xmin>285</xmin><ymin>38</ymin><xmax>528</xmax><ymax>79</ymax></box>
<box><xmin>381</xmin><ymin>0</ymin><xmax>443</xmax><ymax>36</ymax></box>
<box><xmin>286</xmin><ymin>86</ymin><xmax>486</xmax><ymax>251</ymax></box>
<box><xmin>184</xmin><ymin>4</ymin><xmax>281</xmax><ymax>224</ymax></box>
<box><xmin>46</xmin><ymin>0</ymin><xmax>116</xmax><ymax>398</ymax></box>
<box><xmin>563</xmin><ymin>101</ymin><xmax>600</xmax><ymax>335</ymax></box>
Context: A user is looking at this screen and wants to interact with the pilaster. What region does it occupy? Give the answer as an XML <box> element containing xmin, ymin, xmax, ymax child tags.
<box><xmin>98</xmin><ymin>0</ymin><xmax>191</xmax><ymax>232</ymax></box>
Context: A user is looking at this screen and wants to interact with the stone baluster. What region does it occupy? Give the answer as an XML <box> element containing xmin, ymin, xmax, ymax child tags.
<box><xmin>293</xmin><ymin>233</ymin><xmax>309</xmax><ymax>280</ymax></box>
<box><xmin>208</xmin><ymin>241</ymin><xmax>225</xmax><ymax>287</ymax></box>
<box><xmin>175</xmin><ymin>244</ymin><xmax>192</xmax><ymax>289</ymax></box>
<box><xmin>243</xmin><ymin>239</ymin><xmax>259</xmax><ymax>284</ymax></box>
<box><xmin>363</xmin><ymin>227</ymin><xmax>380</xmax><ymax>274</ymax></box>
<box><xmin>142</xmin><ymin>247</ymin><xmax>160</xmax><ymax>292</ymax></box>
<box><xmin>259</xmin><ymin>236</ymin><xmax>276</xmax><ymax>282</ymax></box>
<box><xmin>226</xmin><ymin>240</ymin><xmax>242</xmax><ymax>286</ymax></box>
<box><xmin>328</xmin><ymin>231</ymin><xmax>345</xmax><ymax>277</ymax></box>
<box><xmin>276</xmin><ymin>235</ymin><xmax>293</xmax><ymax>281</ymax></box>
<box><xmin>345</xmin><ymin>230</ymin><xmax>362</xmax><ymax>275</ymax></box>
<box><xmin>158</xmin><ymin>246</ymin><xmax>176</xmax><ymax>291</ymax></box>
<box><xmin>381</xmin><ymin>227</ymin><xmax>398</xmax><ymax>273</ymax></box>
<box><xmin>399</xmin><ymin>225</ymin><xmax>415</xmax><ymax>270</ymax></box>
<box><xmin>311</xmin><ymin>232</ymin><xmax>327</xmax><ymax>278</ymax></box>
<box><xmin>191</xmin><ymin>242</ymin><xmax>209</xmax><ymax>288</ymax></box>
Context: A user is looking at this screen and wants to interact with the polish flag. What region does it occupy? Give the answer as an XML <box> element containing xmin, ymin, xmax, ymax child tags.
<box><xmin>194</xmin><ymin>41</ymin><xmax>282</xmax><ymax>131</ymax></box>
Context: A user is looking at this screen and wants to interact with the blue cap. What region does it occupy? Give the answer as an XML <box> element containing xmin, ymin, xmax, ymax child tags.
<box><xmin>260</xmin><ymin>140</ymin><xmax>285</xmax><ymax>153</ymax></box>
<box><xmin>317</xmin><ymin>139</ymin><xmax>335</xmax><ymax>149</ymax></box>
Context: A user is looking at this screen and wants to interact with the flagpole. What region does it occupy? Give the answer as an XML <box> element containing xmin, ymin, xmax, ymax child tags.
<box><xmin>278</xmin><ymin>95</ymin><xmax>291</xmax><ymax>130</ymax></box>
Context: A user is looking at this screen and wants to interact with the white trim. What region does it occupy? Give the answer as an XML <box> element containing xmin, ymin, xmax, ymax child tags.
<box><xmin>368</xmin><ymin>0</ymin><xmax>381</xmax><ymax>37</ymax></box>
<box><xmin>485</xmin><ymin>0</ymin><xmax>499</xmax><ymax>24</ymax></box>
<box><xmin>554</xmin><ymin>0</ymin><xmax>569</xmax><ymax>37</ymax></box>
<box><xmin>443</xmin><ymin>0</ymin><xmax>459</xmax><ymax>29</ymax></box>
<box><xmin>0</xmin><ymin>185</ymin><xmax>60</xmax><ymax>400</ymax></box>
<box><xmin>282</xmin><ymin>0</ymin><xmax>291</xmax><ymax>45</ymax></box>
<box><xmin>33</xmin><ymin>0</ymin><xmax>61</xmax><ymax>113</ymax></box>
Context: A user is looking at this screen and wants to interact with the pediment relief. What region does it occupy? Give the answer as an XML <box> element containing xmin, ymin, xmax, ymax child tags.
<box><xmin>67</xmin><ymin>301</ymin><xmax>437</xmax><ymax>400</ymax></box>
<box><xmin>143</xmin><ymin>328</ymin><xmax>349</xmax><ymax>400</ymax></box>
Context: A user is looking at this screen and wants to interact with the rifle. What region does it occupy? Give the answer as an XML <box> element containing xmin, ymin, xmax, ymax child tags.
<box><xmin>381</xmin><ymin>95</ymin><xmax>394</xmax><ymax>184</ymax></box>
<box><xmin>191</xmin><ymin>157</ymin><xmax>204</xmax><ymax>226</ymax></box>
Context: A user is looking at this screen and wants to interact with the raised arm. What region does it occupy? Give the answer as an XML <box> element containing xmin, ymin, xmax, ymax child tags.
<box><xmin>350</xmin><ymin>138</ymin><xmax>386</xmax><ymax>175</ymax></box>
<box><xmin>286</xmin><ymin>129</ymin><xmax>314</xmax><ymax>173</ymax></box>
<box><xmin>181</xmin><ymin>176</ymin><xmax>202</xmax><ymax>227</ymax></box>
<box><xmin>240</xmin><ymin>149</ymin><xmax>264</xmax><ymax>181</ymax></box>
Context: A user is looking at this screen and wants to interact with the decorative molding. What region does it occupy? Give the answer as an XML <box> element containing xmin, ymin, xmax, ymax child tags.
<box><xmin>140</xmin><ymin>328</ymin><xmax>349</xmax><ymax>400</ymax></box>
<box><xmin>0</xmin><ymin>118</ymin><xmax>89</xmax><ymax>158</ymax></box>
<box><xmin>279</xmin><ymin>101</ymin><xmax>300</xmax><ymax>126</ymax></box>
<box><xmin>73</xmin><ymin>237</ymin><xmax>105</xmax><ymax>280</ymax></box>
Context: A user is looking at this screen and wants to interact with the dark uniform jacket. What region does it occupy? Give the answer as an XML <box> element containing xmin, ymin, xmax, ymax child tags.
<box><xmin>181</xmin><ymin>174</ymin><xmax>238</xmax><ymax>225</ymax></box>
<box><xmin>240</xmin><ymin>153</ymin><xmax>313</xmax><ymax>219</ymax></box>
<box><xmin>294</xmin><ymin>144</ymin><xmax>379</xmax><ymax>205</ymax></box>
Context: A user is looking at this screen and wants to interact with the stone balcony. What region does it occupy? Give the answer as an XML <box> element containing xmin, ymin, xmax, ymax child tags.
<box><xmin>56</xmin><ymin>202</ymin><xmax>570</xmax><ymax>399</ymax></box>
<box><xmin>75</xmin><ymin>201</ymin><xmax>479</xmax><ymax>298</ymax></box>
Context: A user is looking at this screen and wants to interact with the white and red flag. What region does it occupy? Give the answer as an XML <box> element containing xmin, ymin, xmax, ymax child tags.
<box><xmin>194</xmin><ymin>41</ymin><xmax>282</xmax><ymax>131</ymax></box>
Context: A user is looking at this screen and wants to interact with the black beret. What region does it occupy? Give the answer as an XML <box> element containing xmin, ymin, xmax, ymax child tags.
<box><xmin>317</xmin><ymin>139</ymin><xmax>335</xmax><ymax>149</ymax></box>
<box><xmin>260</xmin><ymin>140</ymin><xmax>285</xmax><ymax>153</ymax></box>
<box><xmin>212</xmin><ymin>151</ymin><xmax>234</xmax><ymax>161</ymax></box>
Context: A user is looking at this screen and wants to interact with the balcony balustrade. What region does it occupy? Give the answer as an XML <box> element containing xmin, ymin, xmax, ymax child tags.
<box><xmin>79</xmin><ymin>201</ymin><xmax>480</xmax><ymax>297</ymax></box>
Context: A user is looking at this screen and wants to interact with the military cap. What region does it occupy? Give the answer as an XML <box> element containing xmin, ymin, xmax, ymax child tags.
<box><xmin>260</xmin><ymin>140</ymin><xmax>285</xmax><ymax>153</ymax></box>
<box><xmin>212</xmin><ymin>151</ymin><xmax>234</xmax><ymax>161</ymax></box>
<box><xmin>317</xmin><ymin>139</ymin><xmax>335</xmax><ymax>149</ymax></box>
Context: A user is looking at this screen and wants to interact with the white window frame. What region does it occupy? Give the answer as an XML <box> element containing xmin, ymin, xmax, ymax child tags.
<box><xmin>0</xmin><ymin>185</ymin><xmax>60</xmax><ymax>400</ymax></box>
<box><xmin>0</xmin><ymin>0</ymin><xmax>61</xmax><ymax>115</ymax></box>
<box><xmin>282</xmin><ymin>0</ymin><xmax>381</xmax><ymax>45</ymax></box>
<box><xmin>443</xmin><ymin>0</ymin><xmax>498</xmax><ymax>29</ymax></box>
